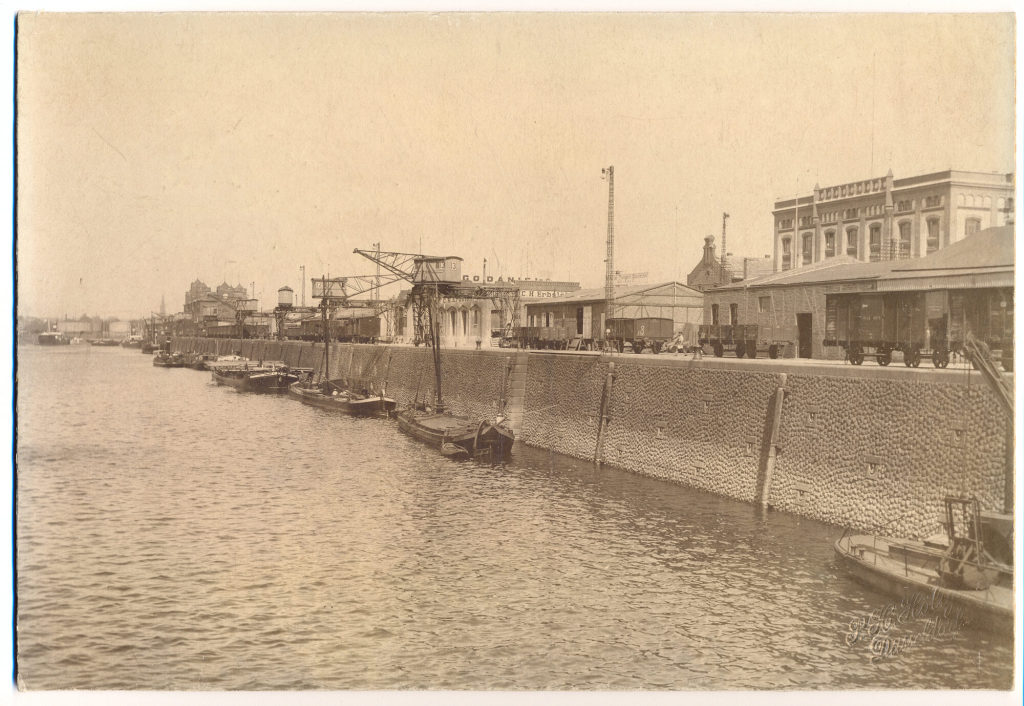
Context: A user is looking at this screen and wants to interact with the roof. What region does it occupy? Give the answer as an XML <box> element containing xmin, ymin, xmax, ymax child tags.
<box><xmin>717</xmin><ymin>257</ymin><xmax>897</xmax><ymax>290</ymax></box>
<box><xmin>526</xmin><ymin>281</ymin><xmax>703</xmax><ymax>305</ymax></box>
<box><xmin>888</xmin><ymin>225</ymin><xmax>1013</xmax><ymax>273</ymax></box>
<box><xmin>716</xmin><ymin>224</ymin><xmax>1014</xmax><ymax>292</ymax></box>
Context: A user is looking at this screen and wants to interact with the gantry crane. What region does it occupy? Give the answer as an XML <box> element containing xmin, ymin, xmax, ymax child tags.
<box><xmin>353</xmin><ymin>248</ymin><xmax>523</xmax><ymax>345</ymax></box>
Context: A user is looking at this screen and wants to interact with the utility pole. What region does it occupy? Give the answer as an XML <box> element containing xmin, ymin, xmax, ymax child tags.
<box><xmin>721</xmin><ymin>212</ymin><xmax>730</xmax><ymax>271</ymax></box>
<box><xmin>300</xmin><ymin>265</ymin><xmax>306</xmax><ymax>307</ymax></box>
<box><xmin>602</xmin><ymin>165</ymin><xmax>615</xmax><ymax>321</ymax></box>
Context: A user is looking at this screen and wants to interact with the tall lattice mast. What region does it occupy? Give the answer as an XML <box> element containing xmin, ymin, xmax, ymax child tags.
<box><xmin>602</xmin><ymin>166</ymin><xmax>615</xmax><ymax>322</ymax></box>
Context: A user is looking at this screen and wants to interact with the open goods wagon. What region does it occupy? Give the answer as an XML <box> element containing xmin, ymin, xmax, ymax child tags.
<box><xmin>824</xmin><ymin>288</ymin><xmax>1013</xmax><ymax>370</ymax></box>
<box><xmin>605</xmin><ymin>317</ymin><xmax>674</xmax><ymax>353</ymax></box>
<box><xmin>698</xmin><ymin>324</ymin><xmax>789</xmax><ymax>359</ymax></box>
<box><xmin>503</xmin><ymin>315</ymin><xmax>674</xmax><ymax>353</ymax></box>
<box><xmin>294</xmin><ymin>315</ymin><xmax>381</xmax><ymax>343</ymax></box>
<box><xmin>206</xmin><ymin>324</ymin><xmax>269</xmax><ymax>339</ymax></box>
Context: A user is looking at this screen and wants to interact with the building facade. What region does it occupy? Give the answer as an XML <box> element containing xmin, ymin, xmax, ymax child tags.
<box><xmin>707</xmin><ymin>225</ymin><xmax>1014</xmax><ymax>360</ymax></box>
<box><xmin>772</xmin><ymin>170</ymin><xmax>1014</xmax><ymax>273</ymax></box>
<box><xmin>687</xmin><ymin>235</ymin><xmax>773</xmax><ymax>292</ymax></box>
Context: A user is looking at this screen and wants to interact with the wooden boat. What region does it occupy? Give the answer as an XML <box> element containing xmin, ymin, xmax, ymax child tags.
<box><xmin>184</xmin><ymin>353</ymin><xmax>218</xmax><ymax>370</ymax></box>
<box><xmin>289</xmin><ymin>377</ymin><xmax>396</xmax><ymax>417</ymax></box>
<box><xmin>204</xmin><ymin>355</ymin><xmax>250</xmax><ymax>371</ymax></box>
<box><xmin>37</xmin><ymin>331</ymin><xmax>70</xmax><ymax>345</ymax></box>
<box><xmin>396</xmin><ymin>407</ymin><xmax>514</xmax><ymax>460</ymax></box>
<box><xmin>212</xmin><ymin>362</ymin><xmax>299</xmax><ymax>393</ymax></box>
<box><xmin>394</xmin><ymin>282</ymin><xmax>514</xmax><ymax>461</ymax></box>
<box><xmin>152</xmin><ymin>351</ymin><xmax>186</xmax><ymax>367</ymax></box>
<box><xmin>835</xmin><ymin>497</ymin><xmax>1013</xmax><ymax>636</ymax></box>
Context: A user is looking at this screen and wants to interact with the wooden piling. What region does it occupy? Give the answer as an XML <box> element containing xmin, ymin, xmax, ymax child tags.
<box><xmin>759</xmin><ymin>372</ymin><xmax>787</xmax><ymax>509</ymax></box>
<box><xmin>594</xmin><ymin>361</ymin><xmax>617</xmax><ymax>465</ymax></box>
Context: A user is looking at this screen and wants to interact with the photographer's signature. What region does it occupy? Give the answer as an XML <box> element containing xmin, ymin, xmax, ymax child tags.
<box><xmin>844</xmin><ymin>586</ymin><xmax>970</xmax><ymax>663</ymax></box>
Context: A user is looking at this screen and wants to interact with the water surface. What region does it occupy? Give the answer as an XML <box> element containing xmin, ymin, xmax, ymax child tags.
<box><xmin>15</xmin><ymin>345</ymin><xmax>1014</xmax><ymax>689</ymax></box>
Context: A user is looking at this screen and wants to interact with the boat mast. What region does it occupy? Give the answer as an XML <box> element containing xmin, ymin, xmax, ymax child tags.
<box><xmin>321</xmin><ymin>276</ymin><xmax>330</xmax><ymax>382</ymax></box>
<box><xmin>427</xmin><ymin>285</ymin><xmax>443</xmax><ymax>409</ymax></box>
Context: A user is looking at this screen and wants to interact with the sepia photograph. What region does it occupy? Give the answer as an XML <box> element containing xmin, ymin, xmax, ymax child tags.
<box><xmin>9</xmin><ymin>5</ymin><xmax>1021</xmax><ymax>701</ymax></box>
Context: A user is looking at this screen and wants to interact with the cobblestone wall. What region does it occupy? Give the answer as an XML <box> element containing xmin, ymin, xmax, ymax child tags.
<box><xmin>523</xmin><ymin>354</ymin><xmax>1009</xmax><ymax>539</ymax></box>
<box><xmin>771</xmin><ymin>375</ymin><xmax>1008</xmax><ymax>538</ymax></box>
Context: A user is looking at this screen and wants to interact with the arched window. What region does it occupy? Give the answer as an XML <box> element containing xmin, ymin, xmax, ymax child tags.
<box><xmin>824</xmin><ymin>230</ymin><xmax>836</xmax><ymax>258</ymax></box>
<box><xmin>846</xmin><ymin>228</ymin><xmax>858</xmax><ymax>258</ymax></box>
<box><xmin>869</xmin><ymin>225</ymin><xmax>882</xmax><ymax>262</ymax></box>
<box><xmin>898</xmin><ymin>221</ymin><xmax>912</xmax><ymax>259</ymax></box>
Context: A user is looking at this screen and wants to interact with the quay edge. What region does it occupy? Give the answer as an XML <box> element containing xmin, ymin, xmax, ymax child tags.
<box><xmin>172</xmin><ymin>337</ymin><xmax>1010</xmax><ymax>540</ymax></box>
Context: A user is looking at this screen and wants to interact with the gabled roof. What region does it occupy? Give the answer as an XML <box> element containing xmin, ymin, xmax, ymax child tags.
<box><xmin>717</xmin><ymin>257</ymin><xmax>897</xmax><ymax>290</ymax></box>
<box><xmin>525</xmin><ymin>281</ymin><xmax>703</xmax><ymax>305</ymax></box>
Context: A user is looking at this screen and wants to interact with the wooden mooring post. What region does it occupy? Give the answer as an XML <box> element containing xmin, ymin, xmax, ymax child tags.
<box><xmin>594</xmin><ymin>362</ymin><xmax>617</xmax><ymax>465</ymax></box>
<box><xmin>759</xmin><ymin>373</ymin><xmax>788</xmax><ymax>509</ymax></box>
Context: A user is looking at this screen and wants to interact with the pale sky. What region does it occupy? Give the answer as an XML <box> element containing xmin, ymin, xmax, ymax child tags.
<box><xmin>15</xmin><ymin>12</ymin><xmax>1016</xmax><ymax>319</ymax></box>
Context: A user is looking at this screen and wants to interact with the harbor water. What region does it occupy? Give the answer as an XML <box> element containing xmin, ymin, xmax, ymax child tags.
<box><xmin>15</xmin><ymin>345</ymin><xmax>1014</xmax><ymax>690</ymax></box>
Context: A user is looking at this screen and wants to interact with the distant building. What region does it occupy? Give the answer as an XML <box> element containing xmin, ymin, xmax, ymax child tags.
<box><xmin>686</xmin><ymin>235</ymin><xmax>772</xmax><ymax>292</ymax></box>
<box><xmin>773</xmin><ymin>169</ymin><xmax>1014</xmax><ymax>272</ymax></box>
<box><xmin>216</xmin><ymin>281</ymin><xmax>249</xmax><ymax>300</ymax></box>
<box><xmin>184</xmin><ymin>279</ymin><xmax>212</xmax><ymax>309</ymax></box>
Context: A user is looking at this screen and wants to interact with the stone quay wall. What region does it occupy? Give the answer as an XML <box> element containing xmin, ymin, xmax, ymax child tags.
<box><xmin>173</xmin><ymin>338</ymin><xmax>1009</xmax><ymax>539</ymax></box>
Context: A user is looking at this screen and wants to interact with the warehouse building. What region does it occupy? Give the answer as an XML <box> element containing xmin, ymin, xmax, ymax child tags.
<box><xmin>524</xmin><ymin>281</ymin><xmax>704</xmax><ymax>350</ymax></box>
<box><xmin>704</xmin><ymin>225</ymin><xmax>1013</xmax><ymax>361</ymax></box>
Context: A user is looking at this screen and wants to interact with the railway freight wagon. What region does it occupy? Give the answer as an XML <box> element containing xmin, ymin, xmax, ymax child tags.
<box><xmin>605</xmin><ymin>317</ymin><xmax>674</xmax><ymax>353</ymax></box>
<box><xmin>824</xmin><ymin>288</ymin><xmax>1013</xmax><ymax>370</ymax></box>
<box><xmin>505</xmin><ymin>315</ymin><xmax>673</xmax><ymax>352</ymax></box>
<box><xmin>206</xmin><ymin>324</ymin><xmax>269</xmax><ymax>339</ymax></box>
<box><xmin>698</xmin><ymin>323</ymin><xmax>790</xmax><ymax>359</ymax></box>
<box><xmin>294</xmin><ymin>316</ymin><xmax>381</xmax><ymax>343</ymax></box>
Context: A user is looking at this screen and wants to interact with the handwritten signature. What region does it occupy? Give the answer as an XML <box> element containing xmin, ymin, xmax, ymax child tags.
<box><xmin>844</xmin><ymin>586</ymin><xmax>970</xmax><ymax>663</ymax></box>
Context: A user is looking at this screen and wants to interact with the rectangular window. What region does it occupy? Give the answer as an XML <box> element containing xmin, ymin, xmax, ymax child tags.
<box><xmin>781</xmin><ymin>238</ymin><xmax>792</xmax><ymax>270</ymax></box>
<box><xmin>711</xmin><ymin>304</ymin><xmax>719</xmax><ymax>325</ymax></box>
<box><xmin>845</xmin><ymin>208</ymin><xmax>859</xmax><ymax>219</ymax></box>
<box><xmin>825</xmin><ymin>231</ymin><xmax>836</xmax><ymax>258</ymax></box>
<box><xmin>802</xmin><ymin>233</ymin><xmax>813</xmax><ymax>265</ymax></box>
<box><xmin>869</xmin><ymin>226</ymin><xmax>882</xmax><ymax>262</ymax></box>
<box><xmin>927</xmin><ymin>219</ymin><xmax>940</xmax><ymax>254</ymax></box>
<box><xmin>729</xmin><ymin>303</ymin><xmax>739</xmax><ymax>325</ymax></box>
<box><xmin>846</xmin><ymin>229</ymin><xmax>858</xmax><ymax>257</ymax></box>
<box><xmin>898</xmin><ymin>221</ymin><xmax>912</xmax><ymax>259</ymax></box>
<box><xmin>965</xmin><ymin>218</ymin><xmax>981</xmax><ymax>235</ymax></box>
<box><xmin>925</xmin><ymin>195</ymin><xmax>942</xmax><ymax>208</ymax></box>
<box><xmin>758</xmin><ymin>296</ymin><xmax>770</xmax><ymax>314</ymax></box>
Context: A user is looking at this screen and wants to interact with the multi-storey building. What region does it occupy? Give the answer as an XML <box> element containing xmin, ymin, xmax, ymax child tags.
<box><xmin>772</xmin><ymin>169</ymin><xmax>1014</xmax><ymax>272</ymax></box>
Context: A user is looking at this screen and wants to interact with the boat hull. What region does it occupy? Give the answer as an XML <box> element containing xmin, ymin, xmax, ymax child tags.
<box><xmin>213</xmin><ymin>368</ymin><xmax>298</xmax><ymax>393</ymax></box>
<box><xmin>288</xmin><ymin>382</ymin><xmax>396</xmax><ymax>416</ymax></box>
<box><xmin>396</xmin><ymin>409</ymin><xmax>514</xmax><ymax>461</ymax></box>
<box><xmin>834</xmin><ymin>534</ymin><xmax>1013</xmax><ymax>636</ymax></box>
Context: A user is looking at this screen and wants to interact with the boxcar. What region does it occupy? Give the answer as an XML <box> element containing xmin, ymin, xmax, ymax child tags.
<box><xmin>606</xmin><ymin>317</ymin><xmax>673</xmax><ymax>354</ymax></box>
<box><xmin>825</xmin><ymin>288</ymin><xmax>1013</xmax><ymax>370</ymax></box>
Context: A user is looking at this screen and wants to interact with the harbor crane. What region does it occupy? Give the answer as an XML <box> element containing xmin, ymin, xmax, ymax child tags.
<box><xmin>353</xmin><ymin>248</ymin><xmax>523</xmax><ymax>346</ymax></box>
